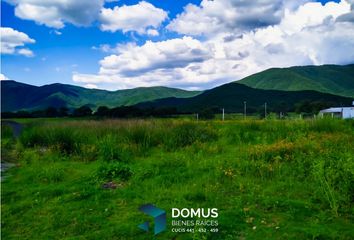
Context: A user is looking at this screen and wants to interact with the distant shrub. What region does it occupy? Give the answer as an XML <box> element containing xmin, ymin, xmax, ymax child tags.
<box><xmin>73</xmin><ymin>106</ymin><xmax>92</xmax><ymax>117</ymax></box>
<box><xmin>199</xmin><ymin>108</ymin><xmax>215</xmax><ymax>120</ymax></box>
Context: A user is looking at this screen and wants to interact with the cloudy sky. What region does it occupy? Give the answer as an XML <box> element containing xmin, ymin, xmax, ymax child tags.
<box><xmin>1</xmin><ymin>0</ymin><xmax>354</xmax><ymax>90</ymax></box>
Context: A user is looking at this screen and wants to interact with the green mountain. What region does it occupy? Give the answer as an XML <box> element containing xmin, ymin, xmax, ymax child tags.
<box><xmin>2</xmin><ymin>65</ymin><xmax>354</xmax><ymax>113</ymax></box>
<box><xmin>137</xmin><ymin>82</ymin><xmax>353</xmax><ymax>113</ymax></box>
<box><xmin>0</xmin><ymin>81</ymin><xmax>201</xmax><ymax>112</ymax></box>
<box><xmin>239</xmin><ymin>64</ymin><xmax>354</xmax><ymax>98</ymax></box>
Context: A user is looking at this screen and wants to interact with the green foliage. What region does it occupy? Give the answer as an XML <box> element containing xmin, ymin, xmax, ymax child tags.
<box><xmin>164</xmin><ymin>122</ymin><xmax>218</xmax><ymax>150</ymax></box>
<box><xmin>1</xmin><ymin>125</ymin><xmax>13</xmax><ymax>139</ymax></box>
<box><xmin>95</xmin><ymin>162</ymin><xmax>132</xmax><ymax>181</ymax></box>
<box><xmin>73</xmin><ymin>106</ymin><xmax>92</xmax><ymax>117</ymax></box>
<box><xmin>97</xmin><ymin>134</ymin><xmax>129</xmax><ymax>162</ymax></box>
<box><xmin>20</xmin><ymin>125</ymin><xmax>82</xmax><ymax>154</ymax></box>
<box><xmin>37</xmin><ymin>165</ymin><xmax>66</xmax><ymax>183</ymax></box>
<box><xmin>199</xmin><ymin>108</ymin><xmax>215</xmax><ymax>119</ymax></box>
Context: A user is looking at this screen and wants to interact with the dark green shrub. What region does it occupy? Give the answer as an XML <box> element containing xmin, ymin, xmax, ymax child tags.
<box><xmin>73</xmin><ymin>106</ymin><xmax>92</xmax><ymax>117</ymax></box>
<box><xmin>199</xmin><ymin>108</ymin><xmax>215</xmax><ymax>120</ymax></box>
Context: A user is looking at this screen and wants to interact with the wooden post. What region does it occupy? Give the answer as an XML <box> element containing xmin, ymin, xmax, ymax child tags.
<box><xmin>222</xmin><ymin>108</ymin><xmax>225</xmax><ymax>121</ymax></box>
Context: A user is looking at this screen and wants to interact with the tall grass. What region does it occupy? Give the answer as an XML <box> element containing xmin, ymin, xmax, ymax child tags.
<box><xmin>2</xmin><ymin>118</ymin><xmax>354</xmax><ymax>240</ymax></box>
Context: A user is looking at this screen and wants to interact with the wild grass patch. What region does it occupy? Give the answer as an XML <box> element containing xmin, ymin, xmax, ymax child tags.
<box><xmin>2</xmin><ymin>118</ymin><xmax>354</xmax><ymax>240</ymax></box>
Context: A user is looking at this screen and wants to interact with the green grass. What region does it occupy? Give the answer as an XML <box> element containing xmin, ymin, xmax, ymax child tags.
<box><xmin>1</xmin><ymin>119</ymin><xmax>354</xmax><ymax>239</ymax></box>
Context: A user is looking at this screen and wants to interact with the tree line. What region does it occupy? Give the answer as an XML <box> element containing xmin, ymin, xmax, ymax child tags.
<box><xmin>1</xmin><ymin>106</ymin><xmax>180</xmax><ymax>119</ymax></box>
<box><xmin>1</xmin><ymin>100</ymin><xmax>336</xmax><ymax>119</ymax></box>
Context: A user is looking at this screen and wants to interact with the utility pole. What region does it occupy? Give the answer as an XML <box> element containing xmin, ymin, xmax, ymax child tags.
<box><xmin>222</xmin><ymin>108</ymin><xmax>225</xmax><ymax>121</ymax></box>
<box><xmin>244</xmin><ymin>101</ymin><xmax>247</xmax><ymax>120</ymax></box>
<box><xmin>264</xmin><ymin>102</ymin><xmax>267</xmax><ymax>119</ymax></box>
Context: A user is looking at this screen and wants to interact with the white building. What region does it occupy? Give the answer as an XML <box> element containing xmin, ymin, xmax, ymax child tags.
<box><xmin>319</xmin><ymin>102</ymin><xmax>354</xmax><ymax>119</ymax></box>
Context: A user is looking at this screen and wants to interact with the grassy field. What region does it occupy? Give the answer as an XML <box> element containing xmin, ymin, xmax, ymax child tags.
<box><xmin>1</xmin><ymin>118</ymin><xmax>354</xmax><ymax>239</ymax></box>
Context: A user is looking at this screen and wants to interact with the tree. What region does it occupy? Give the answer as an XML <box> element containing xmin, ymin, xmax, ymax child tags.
<box><xmin>73</xmin><ymin>106</ymin><xmax>92</xmax><ymax>117</ymax></box>
<box><xmin>199</xmin><ymin>108</ymin><xmax>214</xmax><ymax>120</ymax></box>
<box><xmin>45</xmin><ymin>107</ymin><xmax>58</xmax><ymax>117</ymax></box>
<box><xmin>59</xmin><ymin>107</ymin><xmax>69</xmax><ymax>117</ymax></box>
<box><xmin>295</xmin><ymin>100</ymin><xmax>312</xmax><ymax>114</ymax></box>
<box><xmin>274</xmin><ymin>101</ymin><xmax>289</xmax><ymax>115</ymax></box>
<box><xmin>95</xmin><ymin>106</ymin><xmax>110</xmax><ymax>117</ymax></box>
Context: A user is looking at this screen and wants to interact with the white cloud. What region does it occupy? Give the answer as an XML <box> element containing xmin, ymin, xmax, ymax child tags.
<box><xmin>74</xmin><ymin>0</ymin><xmax>354</xmax><ymax>90</ymax></box>
<box><xmin>147</xmin><ymin>29</ymin><xmax>159</xmax><ymax>36</ymax></box>
<box><xmin>99</xmin><ymin>1</ymin><xmax>167</xmax><ymax>34</ymax></box>
<box><xmin>167</xmin><ymin>0</ymin><xmax>310</xmax><ymax>36</ymax></box>
<box><xmin>73</xmin><ymin>74</ymin><xmax>111</xmax><ymax>84</ymax></box>
<box><xmin>92</xmin><ymin>44</ymin><xmax>115</xmax><ymax>53</ymax></box>
<box><xmin>337</xmin><ymin>0</ymin><xmax>354</xmax><ymax>22</ymax></box>
<box><xmin>0</xmin><ymin>74</ymin><xmax>9</xmax><ymax>80</ymax></box>
<box><xmin>281</xmin><ymin>1</ymin><xmax>350</xmax><ymax>33</ymax></box>
<box><xmin>53</xmin><ymin>30</ymin><xmax>62</xmax><ymax>35</ymax></box>
<box><xmin>84</xmin><ymin>84</ymin><xmax>98</xmax><ymax>89</ymax></box>
<box><xmin>6</xmin><ymin>0</ymin><xmax>167</xmax><ymax>36</ymax></box>
<box><xmin>0</xmin><ymin>27</ymin><xmax>35</xmax><ymax>56</ymax></box>
<box><xmin>98</xmin><ymin>37</ymin><xmax>211</xmax><ymax>76</ymax></box>
<box><xmin>73</xmin><ymin>37</ymin><xmax>212</xmax><ymax>89</ymax></box>
<box><xmin>5</xmin><ymin>0</ymin><xmax>105</xmax><ymax>28</ymax></box>
<box><xmin>17</xmin><ymin>48</ymin><xmax>34</xmax><ymax>57</ymax></box>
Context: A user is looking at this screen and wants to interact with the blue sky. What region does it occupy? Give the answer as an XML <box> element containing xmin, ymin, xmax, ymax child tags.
<box><xmin>1</xmin><ymin>0</ymin><xmax>201</xmax><ymax>86</ymax></box>
<box><xmin>1</xmin><ymin>0</ymin><xmax>353</xmax><ymax>90</ymax></box>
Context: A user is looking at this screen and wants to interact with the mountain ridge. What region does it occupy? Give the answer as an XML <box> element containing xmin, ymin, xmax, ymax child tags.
<box><xmin>136</xmin><ymin>82</ymin><xmax>354</xmax><ymax>113</ymax></box>
<box><xmin>238</xmin><ymin>64</ymin><xmax>354</xmax><ymax>97</ymax></box>
<box><xmin>2</xmin><ymin>64</ymin><xmax>354</xmax><ymax>113</ymax></box>
<box><xmin>1</xmin><ymin>80</ymin><xmax>201</xmax><ymax>112</ymax></box>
